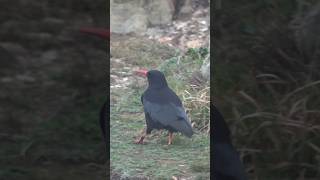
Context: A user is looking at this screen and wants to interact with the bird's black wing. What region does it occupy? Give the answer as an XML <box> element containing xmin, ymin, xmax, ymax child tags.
<box><xmin>213</xmin><ymin>106</ymin><xmax>231</xmax><ymax>143</ymax></box>
<box><xmin>214</xmin><ymin>143</ymin><xmax>248</xmax><ymax>180</ymax></box>
<box><xmin>143</xmin><ymin>98</ymin><xmax>193</xmax><ymax>137</ymax></box>
<box><xmin>213</xmin><ymin>106</ymin><xmax>247</xmax><ymax>180</ymax></box>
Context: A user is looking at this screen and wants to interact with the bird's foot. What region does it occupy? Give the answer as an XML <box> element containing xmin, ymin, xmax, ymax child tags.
<box><xmin>167</xmin><ymin>132</ymin><xmax>173</xmax><ymax>145</ymax></box>
<box><xmin>134</xmin><ymin>136</ymin><xmax>146</xmax><ymax>144</ymax></box>
<box><xmin>134</xmin><ymin>140</ymin><xmax>145</xmax><ymax>144</ymax></box>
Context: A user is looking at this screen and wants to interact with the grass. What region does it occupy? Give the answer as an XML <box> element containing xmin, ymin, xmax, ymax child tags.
<box><xmin>110</xmin><ymin>110</ymin><xmax>209</xmax><ymax>179</ymax></box>
<box><xmin>214</xmin><ymin>0</ymin><xmax>320</xmax><ymax>179</ymax></box>
<box><xmin>110</xmin><ymin>36</ymin><xmax>210</xmax><ymax>179</ymax></box>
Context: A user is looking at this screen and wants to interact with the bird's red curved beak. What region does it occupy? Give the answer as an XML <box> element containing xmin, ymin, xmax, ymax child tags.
<box><xmin>79</xmin><ymin>27</ymin><xmax>110</xmax><ymax>39</ymax></box>
<box><xmin>134</xmin><ymin>69</ymin><xmax>148</xmax><ymax>77</ymax></box>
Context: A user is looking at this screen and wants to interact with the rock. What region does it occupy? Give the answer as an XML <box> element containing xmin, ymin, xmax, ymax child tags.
<box><xmin>110</xmin><ymin>0</ymin><xmax>176</xmax><ymax>34</ymax></box>
<box><xmin>179</xmin><ymin>0</ymin><xmax>193</xmax><ymax>15</ymax></box>
<box><xmin>121</xmin><ymin>13</ymin><xmax>148</xmax><ymax>34</ymax></box>
<box><xmin>145</xmin><ymin>0</ymin><xmax>175</xmax><ymax>25</ymax></box>
<box><xmin>111</xmin><ymin>2</ymin><xmax>148</xmax><ymax>34</ymax></box>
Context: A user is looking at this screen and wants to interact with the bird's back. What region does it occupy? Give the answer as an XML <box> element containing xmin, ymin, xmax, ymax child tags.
<box><xmin>143</xmin><ymin>87</ymin><xmax>182</xmax><ymax>106</ymax></box>
<box><xmin>142</xmin><ymin>87</ymin><xmax>193</xmax><ymax>137</ymax></box>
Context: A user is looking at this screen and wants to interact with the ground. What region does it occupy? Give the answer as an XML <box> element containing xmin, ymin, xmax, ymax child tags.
<box><xmin>109</xmin><ymin>32</ymin><xmax>210</xmax><ymax>179</ymax></box>
<box><xmin>108</xmin><ymin>3</ymin><xmax>210</xmax><ymax>179</ymax></box>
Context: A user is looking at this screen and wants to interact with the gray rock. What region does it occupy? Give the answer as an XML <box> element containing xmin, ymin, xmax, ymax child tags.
<box><xmin>179</xmin><ymin>0</ymin><xmax>193</xmax><ymax>15</ymax></box>
<box><xmin>111</xmin><ymin>2</ymin><xmax>147</xmax><ymax>34</ymax></box>
<box><xmin>145</xmin><ymin>0</ymin><xmax>175</xmax><ymax>25</ymax></box>
<box><xmin>110</xmin><ymin>0</ymin><xmax>175</xmax><ymax>34</ymax></box>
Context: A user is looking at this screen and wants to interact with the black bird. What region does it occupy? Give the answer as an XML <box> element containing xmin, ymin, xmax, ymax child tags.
<box><xmin>134</xmin><ymin>69</ymin><xmax>193</xmax><ymax>145</ymax></box>
<box><xmin>213</xmin><ymin>106</ymin><xmax>248</xmax><ymax>180</ymax></box>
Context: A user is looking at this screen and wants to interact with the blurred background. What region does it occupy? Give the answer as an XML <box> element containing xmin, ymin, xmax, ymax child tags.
<box><xmin>0</xmin><ymin>0</ymin><xmax>108</xmax><ymax>179</ymax></box>
<box><xmin>110</xmin><ymin>0</ymin><xmax>210</xmax><ymax>179</ymax></box>
<box><xmin>214</xmin><ymin>0</ymin><xmax>320</xmax><ymax>179</ymax></box>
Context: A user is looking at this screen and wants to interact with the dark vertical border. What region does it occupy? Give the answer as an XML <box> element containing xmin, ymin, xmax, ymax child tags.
<box><xmin>210</xmin><ymin>0</ymin><xmax>215</xmax><ymax>179</ymax></box>
<box><xmin>106</xmin><ymin>0</ymin><xmax>111</xmax><ymax>179</ymax></box>
<box><xmin>211</xmin><ymin>0</ymin><xmax>224</xmax><ymax>179</ymax></box>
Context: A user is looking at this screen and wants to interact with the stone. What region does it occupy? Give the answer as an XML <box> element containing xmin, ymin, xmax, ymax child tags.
<box><xmin>145</xmin><ymin>0</ymin><xmax>175</xmax><ymax>25</ymax></box>
<box><xmin>111</xmin><ymin>2</ymin><xmax>147</xmax><ymax>34</ymax></box>
<box><xmin>110</xmin><ymin>0</ymin><xmax>176</xmax><ymax>34</ymax></box>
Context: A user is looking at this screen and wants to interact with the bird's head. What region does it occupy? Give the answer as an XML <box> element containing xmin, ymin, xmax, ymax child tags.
<box><xmin>134</xmin><ymin>69</ymin><xmax>168</xmax><ymax>89</ymax></box>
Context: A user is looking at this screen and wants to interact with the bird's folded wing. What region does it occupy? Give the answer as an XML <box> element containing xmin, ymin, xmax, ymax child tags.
<box><xmin>144</xmin><ymin>100</ymin><xmax>190</xmax><ymax>122</ymax></box>
<box><xmin>143</xmin><ymin>99</ymin><xmax>193</xmax><ymax>136</ymax></box>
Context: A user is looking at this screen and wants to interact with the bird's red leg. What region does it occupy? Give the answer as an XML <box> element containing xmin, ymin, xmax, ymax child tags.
<box><xmin>135</xmin><ymin>128</ymin><xmax>146</xmax><ymax>144</ymax></box>
<box><xmin>168</xmin><ymin>132</ymin><xmax>173</xmax><ymax>145</ymax></box>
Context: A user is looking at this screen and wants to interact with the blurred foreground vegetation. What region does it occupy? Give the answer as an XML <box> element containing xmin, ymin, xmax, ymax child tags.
<box><xmin>214</xmin><ymin>0</ymin><xmax>320</xmax><ymax>179</ymax></box>
<box><xmin>0</xmin><ymin>0</ymin><xmax>107</xmax><ymax>179</ymax></box>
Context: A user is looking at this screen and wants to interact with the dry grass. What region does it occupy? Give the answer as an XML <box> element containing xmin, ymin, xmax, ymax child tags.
<box><xmin>160</xmin><ymin>48</ymin><xmax>211</xmax><ymax>134</ymax></box>
<box><xmin>214</xmin><ymin>0</ymin><xmax>320</xmax><ymax>179</ymax></box>
<box><xmin>229</xmin><ymin>78</ymin><xmax>320</xmax><ymax>179</ymax></box>
<box><xmin>183</xmin><ymin>86</ymin><xmax>210</xmax><ymax>133</ymax></box>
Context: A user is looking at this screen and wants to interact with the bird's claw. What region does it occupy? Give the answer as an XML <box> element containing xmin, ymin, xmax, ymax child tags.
<box><xmin>134</xmin><ymin>139</ymin><xmax>146</xmax><ymax>144</ymax></box>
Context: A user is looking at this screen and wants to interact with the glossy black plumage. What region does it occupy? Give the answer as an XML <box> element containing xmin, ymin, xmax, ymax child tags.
<box><xmin>141</xmin><ymin>70</ymin><xmax>193</xmax><ymax>138</ymax></box>
<box><xmin>213</xmin><ymin>106</ymin><xmax>248</xmax><ymax>180</ymax></box>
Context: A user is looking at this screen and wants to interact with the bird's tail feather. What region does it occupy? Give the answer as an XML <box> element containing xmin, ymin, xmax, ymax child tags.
<box><xmin>175</xmin><ymin>120</ymin><xmax>193</xmax><ymax>138</ymax></box>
